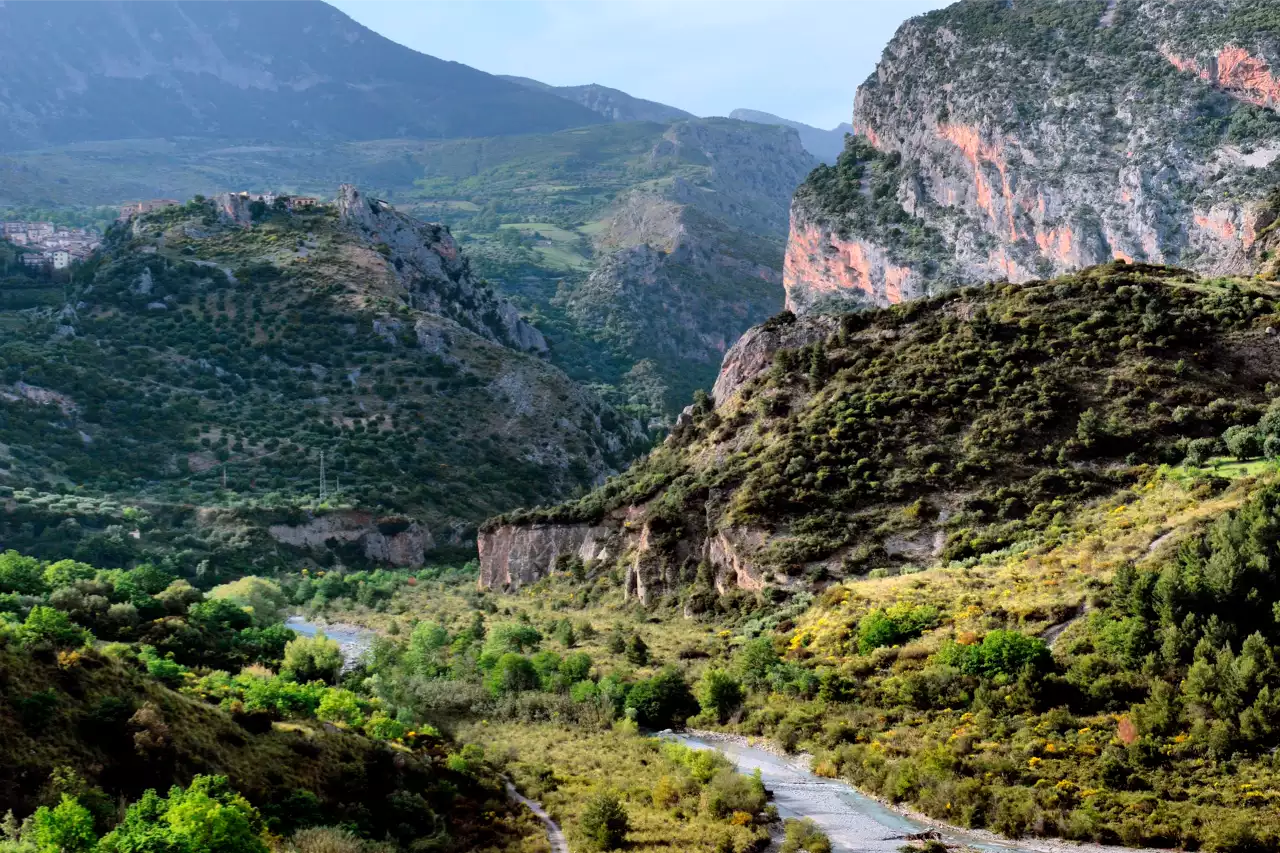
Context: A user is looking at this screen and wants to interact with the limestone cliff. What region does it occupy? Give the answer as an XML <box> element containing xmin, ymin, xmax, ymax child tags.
<box><xmin>337</xmin><ymin>184</ymin><xmax>546</xmax><ymax>353</ymax></box>
<box><xmin>786</xmin><ymin>0</ymin><xmax>1280</xmax><ymax>313</ymax></box>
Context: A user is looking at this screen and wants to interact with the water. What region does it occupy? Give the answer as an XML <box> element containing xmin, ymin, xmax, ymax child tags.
<box><xmin>284</xmin><ymin>616</ymin><xmax>376</xmax><ymax>669</ymax></box>
<box><xmin>668</xmin><ymin>733</ymin><xmax>1051</xmax><ymax>853</ymax></box>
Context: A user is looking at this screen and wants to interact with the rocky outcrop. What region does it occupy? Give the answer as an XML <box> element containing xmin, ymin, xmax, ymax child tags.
<box><xmin>478</xmin><ymin>510</ymin><xmax>771</xmax><ymax>605</ymax></box>
<box><xmin>267</xmin><ymin>511</ymin><xmax>432</xmax><ymax>569</ymax></box>
<box><xmin>784</xmin><ymin>0</ymin><xmax>1280</xmax><ymax>313</ymax></box>
<box><xmin>783</xmin><ymin>209</ymin><xmax>927</xmax><ymax>312</ymax></box>
<box><xmin>337</xmin><ymin>184</ymin><xmax>546</xmax><ymax>354</ymax></box>
<box><xmin>711</xmin><ymin>312</ymin><xmax>838</xmax><ymax>404</ymax></box>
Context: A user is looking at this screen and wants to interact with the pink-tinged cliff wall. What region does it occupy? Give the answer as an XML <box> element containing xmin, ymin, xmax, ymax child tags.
<box><xmin>783</xmin><ymin>209</ymin><xmax>926</xmax><ymax>312</ymax></box>
<box><xmin>1164</xmin><ymin>45</ymin><xmax>1280</xmax><ymax>108</ymax></box>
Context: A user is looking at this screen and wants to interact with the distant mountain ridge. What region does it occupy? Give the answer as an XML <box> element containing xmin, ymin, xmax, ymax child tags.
<box><xmin>0</xmin><ymin>0</ymin><xmax>604</xmax><ymax>150</ymax></box>
<box><xmin>499</xmin><ymin>75</ymin><xmax>695</xmax><ymax>123</ymax></box>
<box><xmin>730</xmin><ymin>109</ymin><xmax>852</xmax><ymax>164</ymax></box>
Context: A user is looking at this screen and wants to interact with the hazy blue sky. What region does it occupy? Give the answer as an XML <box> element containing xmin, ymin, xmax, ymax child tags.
<box><xmin>329</xmin><ymin>1</ymin><xmax>950</xmax><ymax>129</ymax></box>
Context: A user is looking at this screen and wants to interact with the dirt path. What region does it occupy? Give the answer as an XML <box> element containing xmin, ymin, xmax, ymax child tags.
<box><xmin>1040</xmin><ymin>602</ymin><xmax>1090</xmax><ymax>649</ymax></box>
<box><xmin>506</xmin><ymin>780</ymin><xmax>568</xmax><ymax>853</ymax></box>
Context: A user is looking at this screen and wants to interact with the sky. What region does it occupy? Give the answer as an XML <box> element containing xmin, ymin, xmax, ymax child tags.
<box><xmin>329</xmin><ymin>0</ymin><xmax>950</xmax><ymax>130</ymax></box>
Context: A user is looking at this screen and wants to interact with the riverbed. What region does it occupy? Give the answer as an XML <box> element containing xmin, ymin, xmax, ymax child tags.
<box><xmin>669</xmin><ymin>733</ymin><xmax>1124</xmax><ymax>853</ymax></box>
<box><xmin>284</xmin><ymin>616</ymin><xmax>376</xmax><ymax>669</ymax></box>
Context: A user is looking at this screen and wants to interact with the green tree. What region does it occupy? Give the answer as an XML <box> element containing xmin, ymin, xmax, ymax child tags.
<box><xmin>1223</xmin><ymin>425</ymin><xmax>1263</xmax><ymax>459</ymax></box>
<box><xmin>625</xmin><ymin>633</ymin><xmax>649</xmax><ymax>666</ymax></box>
<box><xmin>316</xmin><ymin>689</ymin><xmax>363</xmax><ymax>727</ymax></box>
<box><xmin>484</xmin><ymin>653</ymin><xmax>539</xmax><ymax>696</ymax></box>
<box><xmin>29</xmin><ymin>795</ymin><xmax>96</xmax><ymax>853</ymax></box>
<box><xmin>578</xmin><ymin>792</ymin><xmax>629</xmax><ymax>851</ymax></box>
<box><xmin>625</xmin><ymin>667</ymin><xmax>697</xmax><ymax>728</ymax></box>
<box><xmin>208</xmin><ymin>577</ymin><xmax>286</xmax><ymax>626</ymax></box>
<box><xmin>97</xmin><ymin>775</ymin><xmax>268</xmax><ymax>853</ymax></box>
<box><xmin>697</xmin><ymin>669</ymin><xmax>744</xmax><ymax>724</ymax></box>
<box><xmin>42</xmin><ymin>560</ymin><xmax>95</xmax><ymax>591</ymax></box>
<box><xmin>1185</xmin><ymin>437</ymin><xmax>1220</xmax><ymax>467</ymax></box>
<box><xmin>21</xmin><ymin>606</ymin><xmax>90</xmax><ymax>650</ymax></box>
<box><xmin>0</xmin><ymin>550</ymin><xmax>45</xmax><ymax>595</ymax></box>
<box><xmin>280</xmin><ymin>633</ymin><xmax>343</xmax><ymax>685</ymax></box>
<box><xmin>736</xmin><ymin>637</ymin><xmax>781</xmax><ymax>691</ymax></box>
<box><xmin>405</xmin><ymin>621</ymin><xmax>449</xmax><ymax>677</ymax></box>
<box><xmin>485</xmin><ymin>622</ymin><xmax>542</xmax><ymax>654</ymax></box>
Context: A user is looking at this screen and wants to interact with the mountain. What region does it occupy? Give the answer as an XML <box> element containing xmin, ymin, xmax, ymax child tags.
<box><xmin>0</xmin><ymin>1</ymin><xmax>604</xmax><ymax>151</ymax></box>
<box><xmin>0</xmin><ymin>187</ymin><xmax>643</xmax><ymax>568</ymax></box>
<box><xmin>499</xmin><ymin>76</ymin><xmax>695</xmax><ymax>123</ymax></box>
<box><xmin>478</xmin><ymin>263</ymin><xmax>1278</xmax><ymax>599</ymax></box>
<box><xmin>410</xmin><ymin>118</ymin><xmax>817</xmax><ymax>417</ymax></box>
<box><xmin>783</xmin><ymin>0</ymin><xmax>1280</xmax><ymax>313</ymax></box>
<box><xmin>730</xmin><ymin>109</ymin><xmax>853</xmax><ymax>164</ymax></box>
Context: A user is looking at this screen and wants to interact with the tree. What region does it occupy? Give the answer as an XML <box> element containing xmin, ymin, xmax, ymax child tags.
<box><xmin>697</xmin><ymin>669</ymin><xmax>744</xmax><ymax>724</ymax></box>
<box><xmin>21</xmin><ymin>606</ymin><xmax>90</xmax><ymax>650</ymax></box>
<box><xmin>485</xmin><ymin>622</ymin><xmax>542</xmax><ymax>654</ymax></box>
<box><xmin>29</xmin><ymin>795</ymin><xmax>96</xmax><ymax>853</ymax></box>
<box><xmin>625</xmin><ymin>634</ymin><xmax>649</xmax><ymax>666</ymax></box>
<box><xmin>554</xmin><ymin>619</ymin><xmax>577</xmax><ymax>648</ymax></box>
<box><xmin>1185</xmin><ymin>437</ymin><xmax>1220</xmax><ymax>467</ymax></box>
<box><xmin>579</xmin><ymin>792</ymin><xmax>629</xmax><ymax>851</ymax></box>
<box><xmin>208</xmin><ymin>577</ymin><xmax>286</xmax><ymax>626</ymax></box>
<box><xmin>42</xmin><ymin>559</ymin><xmax>95</xmax><ymax>590</ymax></box>
<box><xmin>0</xmin><ymin>550</ymin><xmax>45</xmax><ymax>595</ymax></box>
<box><xmin>280</xmin><ymin>633</ymin><xmax>343</xmax><ymax>685</ymax></box>
<box><xmin>96</xmin><ymin>775</ymin><xmax>268</xmax><ymax>853</ymax></box>
<box><xmin>316</xmin><ymin>689</ymin><xmax>363</xmax><ymax>727</ymax></box>
<box><xmin>405</xmin><ymin>621</ymin><xmax>449</xmax><ymax>677</ymax></box>
<box><xmin>736</xmin><ymin>637</ymin><xmax>780</xmax><ymax>691</ymax></box>
<box><xmin>625</xmin><ymin>668</ymin><xmax>698</xmax><ymax>728</ymax></box>
<box><xmin>1223</xmin><ymin>425</ymin><xmax>1262</xmax><ymax>459</ymax></box>
<box><xmin>484</xmin><ymin>653</ymin><xmax>539</xmax><ymax>696</ymax></box>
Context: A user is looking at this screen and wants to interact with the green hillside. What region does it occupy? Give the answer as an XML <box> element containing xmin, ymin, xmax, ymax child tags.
<box><xmin>473</xmin><ymin>262</ymin><xmax>1280</xmax><ymax>848</ymax></box>
<box><xmin>0</xmin><ymin>195</ymin><xmax>642</xmax><ymax>574</ymax></box>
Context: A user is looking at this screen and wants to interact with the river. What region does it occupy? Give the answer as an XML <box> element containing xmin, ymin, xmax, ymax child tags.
<box><xmin>284</xmin><ymin>616</ymin><xmax>376</xmax><ymax>669</ymax></box>
<box><xmin>669</xmin><ymin>733</ymin><xmax>1092</xmax><ymax>853</ymax></box>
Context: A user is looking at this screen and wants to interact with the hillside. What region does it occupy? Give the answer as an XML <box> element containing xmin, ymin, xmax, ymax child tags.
<box><xmin>468</xmin><ymin>262</ymin><xmax>1280</xmax><ymax>847</ymax></box>
<box><xmin>0</xmin><ymin>119</ymin><xmax>817</xmax><ymax>421</ymax></box>
<box><xmin>479</xmin><ymin>263</ymin><xmax>1280</xmax><ymax>599</ymax></box>
<box><xmin>785</xmin><ymin>0</ymin><xmax>1280</xmax><ymax>313</ymax></box>
<box><xmin>405</xmin><ymin>118</ymin><xmax>817</xmax><ymax>416</ymax></box>
<box><xmin>499</xmin><ymin>76</ymin><xmax>695</xmax><ymax>123</ymax></box>
<box><xmin>730</xmin><ymin>109</ymin><xmax>853</xmax><ymax>164</ymax></box>
<box><xmin>0</xmin><ymin>0</ymin><xmax>602</xmax><ymax>150</ymax></box>
<box><xmin>0</xmin><ymin>187</ymin><xmax>643</xmax><ymax>572</ymax></box>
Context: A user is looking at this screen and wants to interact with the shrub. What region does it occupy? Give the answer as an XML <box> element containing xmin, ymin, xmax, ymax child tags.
<box><xmin>696</xmin><ymin>669</ymin><xmax>744</xmax><ymax>724</ymax></box>
<box><xmin>484</xmin><ymin>653</ymin><xmax>539</xmax><ymax>696</ymax></box>
<box><xmin>280</xmin><ymin>633</ymin><xmax>343</xmax><ymax>685</ymax></box>
<box><xmin>935</xmin><ymin>630</ymin><xmax>1051</xmax><ymax>678</ymax></box>
<box><xmin>701</xmin><ymin>769</ymin><xmax>766</xmax><ymax>819</ymax></box>
<box><xmin>578</xmin><ymin>792</ymin><xmax>629</xmax><ymax>850</ymax></box>
<box><xmin>857</xmin><ymin>604</ymin><xmax>939</xmax><ymax>653</ymax></box>
<box><xmin>781</xmin><ymin>817</ymin><xmax>831</xmax><ymax>853</ymax></box>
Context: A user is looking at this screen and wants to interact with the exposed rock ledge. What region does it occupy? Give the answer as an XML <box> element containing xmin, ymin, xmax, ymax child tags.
<box><xmin>478</xmin><ymin>511</ymin><xmax>769</xmax><ymax>604</ymax></box>
<box><xmin>268</xmin><ymin>510</ymin><xmax>432</xmax><ymax>568</ymax></box>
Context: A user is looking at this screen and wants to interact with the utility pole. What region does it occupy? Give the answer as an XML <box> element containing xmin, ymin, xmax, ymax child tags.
<box><xmin>319</xmin><ymin>450</ymin><xmax>328</xmax><ymax>502</ymax></box>
<box><xmin>222</xmin><ymin>465</ymin><xmax>227</xmax><ymax>490</ymax></box>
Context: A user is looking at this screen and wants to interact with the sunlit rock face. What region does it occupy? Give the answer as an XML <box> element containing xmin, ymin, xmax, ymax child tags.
<box><xmin>783</xmin><ymin>0</ymin><xmax>1280</xmax><ymax>314</ymax></box>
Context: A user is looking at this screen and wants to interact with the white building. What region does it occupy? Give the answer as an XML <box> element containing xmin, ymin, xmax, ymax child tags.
<box><xmin>51</xmin><ymin>250</ymin><xmax>70</xmax><ymax>270</ymax></box>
